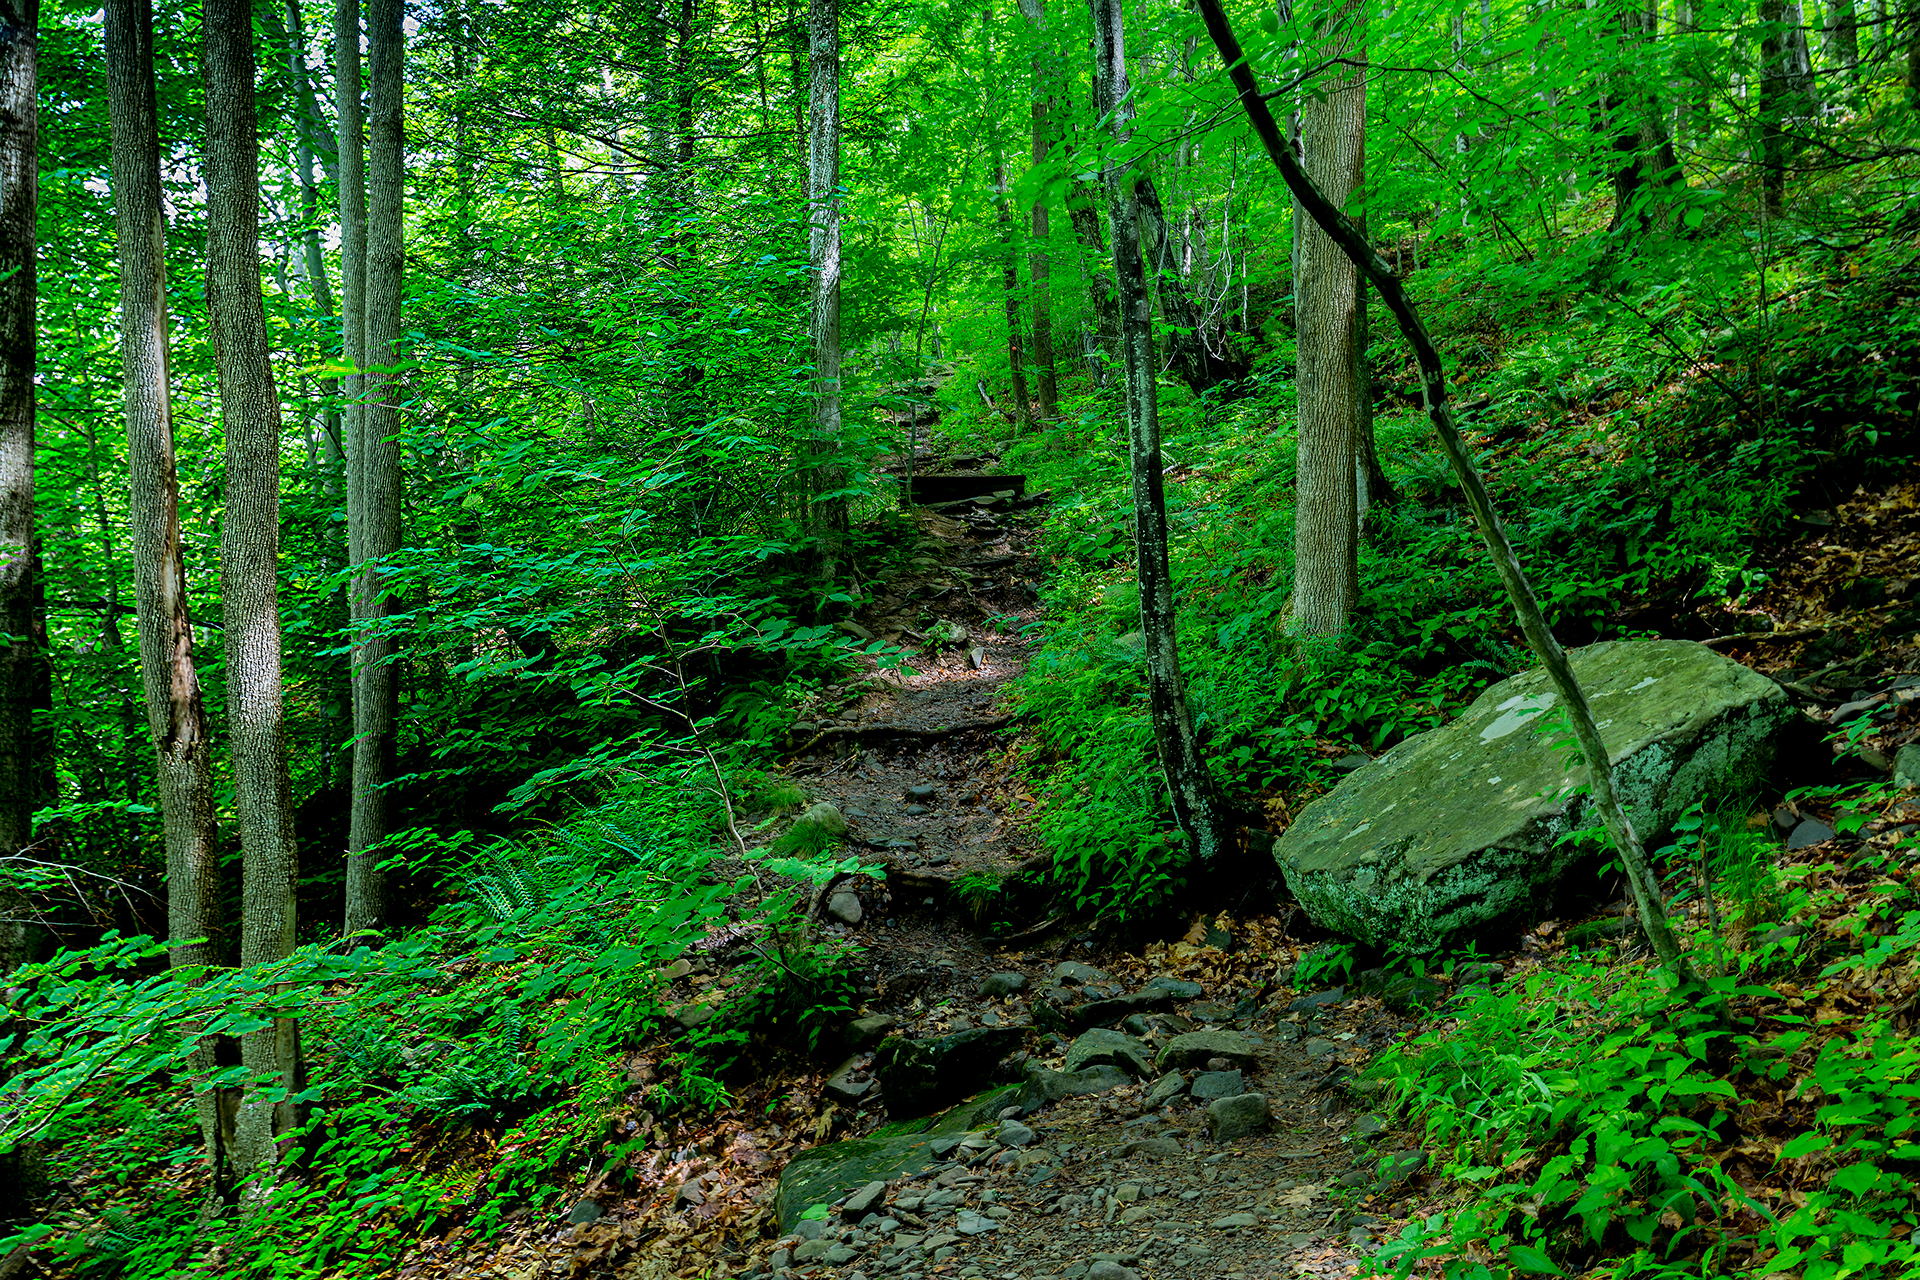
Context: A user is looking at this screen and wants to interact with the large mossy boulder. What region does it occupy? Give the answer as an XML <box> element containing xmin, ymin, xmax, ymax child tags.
<box><xmin>773</xmin><ymin>1086</ymin><xmax>1016</xmax><ymax>1230</ymax></box>
<box><xmin>1274</xmin><ymin>640</ymin><xmax>1790</xmax><ymax>952</ymax></box>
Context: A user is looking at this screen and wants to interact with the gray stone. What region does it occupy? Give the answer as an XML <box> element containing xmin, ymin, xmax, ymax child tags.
<box><xmin>823</xmin><ymin>1243</ymin><xmax>858</xmax><ymax>1264</ymax></box>
<box><xmin>844</xmin><ymin>1014</ymin><xmax>896</xmax><ymax>1051</ymax></box>
<box><xmin>773</xmin><ymin>1086</ymin><xmax>1017</xmax><ymax>1229</ymax></box>
<box><xmin>1190</xmin><ymin>1070</ymin><xmax>1245</xmax><ymax>1101</ymax></box>
<box><xmin>954</xmin><ymin>1209</ymin><xmax>998</xmax><ymax>1235</ymax></box>
<box><xmin>874</xmin><ymin>1026</ymin><xmax>1028</xmax><ymax>1118</ymax></box>
<box><xmin>1142</xmin><ymin>1071</ymin><xmax>1186</xmax><ymax>1109</ymax></box>
<box><xmin>1353</xmin><ymin>1114</ymin><xmax>1388</xmax><ymax>1142</ymax></box>
<box><xmin>1087</xmin><ymin>1264</ymin><xmax>1141</xmax><ymax>1280</ymax></box>
<box><xmin>906</xmin><ymin>784</ymin><xmax>939</xmax><ymax>800</ymax></box>
<box><xmin>1788</xmin><ymin>817</ymin><xmax>1836</xmax><ymax>849</ymax></box>
<box><xmin>797</xmin><ymin>801</ymin><xmax>848</xmax><ymax>838</ymax></box>
<box><xmin>844</xmin><ymin>1180</ymin><xmax>888</xmax><ymax>1216</ymax></box>
<box><xmin>1064</xmin><ymin>1029</ymin><xmax>1155</xmax><ymax>1078</ymax></box>
<box><xmin>795</xmin><ymin>1237</ymin><xmax>832</xmax><ymax>1261</ymax></box>
<box><xmin>1382</xmin><ymin>976</ymin><xmax>1443</xmax><ymax>1014</ymax></box>
<box><xmin>1020</xmin><ymin>1062</ymin><xmax>1131</xmax><ymax>1111</ymax></box>
<box><xmin>1207</xmin><ymin>1092</ymin><xmax>1269</xmax><ymax>1141</ymax></box>
<box><xmin>1897</xmin><ymin>744</ymin><xmax>1920</xmax><ymax>790</ymax></box>
<box><xmin>1117</xmin><ymin>1135</ymin><xmax>1183</xmax><ymax>1159</ymax></box>
<box><xmin>1142</xmin><ymin>977</ymin><xmax>1204</xmax><ymax>1000</ymax></box>
<box><xmin>1068</xmin><ymin>990</ymin><xmax>1175</xmax><ymax>1031</ymax></box>
<box><xmin>825</xmin><ymin>1057</ymin><xmax>872</xmax><ymax>1104</ymax></box>
<box><xmin>828</xmin><ymin>890</ymin><xmax>864</xmax><ymax>926</ymax></box>
<box><xmin>1289</xmin><ymin>987</ymin><xmax>1346</xmax><ymax>1013</ymax></box>
<box><xmin>1273</xmin><ymin>640</ymin><xmax>1793</xmax><ymax>951</ymax></box>
<box><xmin>1454</xmin><ymin>962</ymin><xmax>1505</xmax><ymax>988</ymax></box>
<box><xmin>996</xmin><ymin>1118</ymin><xmax>1036</xmax><ymax>1147</ymax></box>
<box><xmin>978</xmin><ymin>971</ymin><xmax>1028</xmax><ymax>999</ymax></box>
<box><xmin>566</xmin><ymin>1199</ymin><xmax>602</xmax><ymax>1224</ymax></box>
<box><xmin>1157</xmin><ymin>1029</ymin><xmax>1258</xmax><ymax>1071</ymax></box>
<box><xmin>793</xmin><ymin>1217</ymin><xmax>826</xmax><ymax>1240</ymax></box>
<box><xmin>1210</xmin><ymin>1212</ymin><xmax>1259</xmax><ymax>1229</ymax></box>
<box><xmin>1054</xmin><ymin>961</ymin><xmax>1107</xmax><ymax>986</ymax></box>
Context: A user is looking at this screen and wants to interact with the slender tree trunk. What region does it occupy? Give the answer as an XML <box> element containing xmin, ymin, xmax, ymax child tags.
<box><xmin>1090</xmin><ymin>0</ymin><xmax>1229</xmax><ymax>864</ymax></box>
<box><xmin>103</xmin><ymin>0</ymin><xmax>225</xmax><ymax>1183</ymax></box>
<box><xmin>1134</xmin><ymin>174</ymin><xmax>1245</xmax><ymax>394</ymax></box>
<box><xmin>993</xmin><ymin>165</ymin><xmax>1033</xmax><ymax>429</ymax></box>
<box><xmin>0</xmin><ymin>0</ymin><xmax>47</xmax><ymax>973</ymax></box>
<box><xmin>1760</xmin><ymin>0</ymin><xmax>1790</xmax><ymax>214</ymax></box>
<box><xmin>1019</xmin><ymin>0</ymin><xmax>1060</xmax><ymax>420</ymax></box>
<box><xmin>346</xmin><ymin>0</ymin><xmax>404</xmax><ymax>939</ymax></box>
<box><xmin>203</xmin><ymin>0</ymin><xmax>303</xmax><ymax>1189</ymax></box>
<box><xmin>1200</xmin><ymin>0</ymin><xmax>1698</xmax><ymax>984</ymax></box>
<box><xmin>1823</xmin><ymin>0</ymin><xmax>1860</xmax><ymax>69</ymax></box>
<box><xmin>1607</xmin><ymin>0</ymin><xmax>1683</xmax><ymax>232</ymax></box>
<box><xmin>806</xmin><ymin>0</ymin><xmax>846</xmax><ymax>557</ymax></box>
<box><xmin>1291</xmin><ymin>2</ymin><xmax>1366</xmax><ymax>636</ymax></box>
<box><xmin>335</xmin><ymin>0</ymin><xmax>367</xmax><ymax>822</ymax></box>
<box><xmin>1067</xmin><ymin>193</ymin><xmax>1119</xmax><ymax>386</ymax></box>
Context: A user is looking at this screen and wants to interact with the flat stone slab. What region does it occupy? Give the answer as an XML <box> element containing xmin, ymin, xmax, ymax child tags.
<box><xmin>1273</xmin><ymin>640</ymin><xmax>1792</xmax><ymax>951</ymax></box>
<box><xmin>1063</xmin><ymin>1028</ymin><xmax>1155</xmax><ymax>1078</ymax></box>
<box><xmin>1157</xmin><ymin>1029</ymin><xmax>1258</xmax><ymax>1071</ymax></box>
<box><xmin>774</xmin><ymin>1086</ymin><xmax>1015</xmax><ymax>1230</ymax></box>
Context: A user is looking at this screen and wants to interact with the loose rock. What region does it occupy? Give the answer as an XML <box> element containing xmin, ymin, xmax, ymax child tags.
<box><xmin>1157</xmin><ymin>1029</ymin><xmax>1258</xmax><ymax>1071</ymax></box>
<box><xmin>978</xmin><ymin>971</ymin><xmax>1029</xmax><ymax>999</ymax></box>
<box><xmin>1190</xmin><ymin>1070</ymin><xmax>1245</xmax><ymax>1101</ymax></box>
<box><xmin>1207</xmin><ymin>1092</ymin><xmax>1270</xmax><ymax>1141</ymax></box>
<box><xmin>828</xmin><ymin>890</ymin><xmax>864</xmax><ymax>925</ymax></box>
<box><xmin>1063</xmin><ymin>1028</ymin><xmax>1155</xmax><ymax>1078</ymax></box>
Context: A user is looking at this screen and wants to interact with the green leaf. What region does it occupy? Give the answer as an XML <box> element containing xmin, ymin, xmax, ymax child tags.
<box><xmin>800</xmin><ymin>1203</ymin><xmax>831</xmax><ymax>1220</ymax></box>
<box><xmin>1782</xmin><ymin>1132</ymin><xmax>1829</xmax><ymax>1159</ymax></box>
<box><xmin>1506</xmin><ymin>1244</ymin><xmax>1565</xmax><ymax>1275</ymax></box>
<box><xmin>1830</xmin><ymin>1162</ymin><xmax>1880</xmax><ymax>1195</ymax></box>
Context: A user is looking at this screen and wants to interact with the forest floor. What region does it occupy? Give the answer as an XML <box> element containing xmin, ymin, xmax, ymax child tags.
<box><xmin>427</xmin><ymin>466</ymin><xmax>1920</xmax><ymax>1280</ymax></box>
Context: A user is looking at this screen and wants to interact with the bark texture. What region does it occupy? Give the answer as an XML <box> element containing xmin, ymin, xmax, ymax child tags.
<box><xmin>1019</xmin><ymin>0</ymin><xmax>1060</xmax><ymax>420</ymax></box>
<box><xmin>346</xmin><ymin>0</ymin><xmax>405</xmax><ymax>938</ymax></box>
<box><xmin>806</xmin><ymin>0</ymin><xmax>846</xmax><ymax>555</ymax></box>
<box><xmin>1606</xmin><ymin>0</ymin><xmax>1682</xmax><ymax>233</ymax></box>
<box><xmin>203</xmin><ymin>0</ymin><xmax>303</xmax><ymax>1188</ymax></box>
<box><xmin>1291</xmin><ymin>4</ymin><xmax>1366</xmax><ymax>637</ymax></box>
<box><xmin>1090</xmin><ymin>0</ymin><xmax>1229</xmax><ymax>865</ymax></box>
<box><xmin>1066</xmin><ymin>194</ymin><xmax>1120</xmax><ymax>385</ymax></box>
<box><xmin>0</xmin><ymin>0</ymin><xmax>47</xmax><ymax>973</ymax></box>
<box><xmin>1198</xmin><ymin>0</ymin><xmax>1697</xmax><ymax>983</ymax></box>
<box><xmin>104</xmin><ymin>0</ymin><xmax>226</xmax><ymax>1178</ymax></box>
<box><xmin>994</xmin><ymin>165</ymin><xmax>1032</xmax><ymax>429</ymax></box>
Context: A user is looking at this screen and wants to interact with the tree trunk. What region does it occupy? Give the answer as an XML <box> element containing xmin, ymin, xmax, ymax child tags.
<box><xmin>0</xmin><ymin>0</ymin><xmax>47</xmax><ymax>974</ymax></box>
<box><xmin>806</xmin><ymin>0</ymin><xmax>846</xmax><ymax>557</ymax></box>
<box><xmin>1291</xmin><ymin>2</ymin><xmax>1366</xmax><ymax>637</ymax></box>
<box><xmin>1823</xmin><ymin>0</ymin><xmax>1860</xmax><ymax>69</ymax></box>
<box><xmin>1090</xmin><ymin>0</ymin><xmax>1230</xmax><ymax>865</ymax></box>
<box><xmin>1608</xmin><ymin>0</ymin><xmax>1684</xmax><ymax>233</ymax></box>
<box><xmin>993</xmin><ymin>165</ymin><xmax>1033</xmax><ymax>429</ymax></box>
<box><xmin>1134</xmin><ymin>174</ymin><xmax>1246</xmax><ymax>394</ymax></box>
<box><xmin>1067</xmin><ymin>193</ymin><xmax>1119</xmax><ymax>386</ymax></box>
<box><xmin>335</xmin><ymin>0</ymin><xmax>367</xmax><ymax>818</ymax></box>
<box><xmin>1760</xmin><ymin>0</ymin><xmax>1790</xmax><ymax>215</ymax></box>
<box><xmin>203</xmin><ymin>0</ymin><xmax>303</xmax><ymax>1189</ymax></box>
<box><xmin>103</xmin><ymin>0</ymin><xmax>225</xmax><ymax>1183</ymax></box>
<box><xmin>1019</xmin><ymin>0</ymin><xmax>1060</xmax><ymax>420</ymax></box>
<box><xmin>1200</xmin><ymin>0</ymin><xmax>1698</xmax><ymax>984</ymax></box>
<box><xmin>346</xmin><ymin>0</ymin><xmax>404</xmax><ymax>939</ymax></box>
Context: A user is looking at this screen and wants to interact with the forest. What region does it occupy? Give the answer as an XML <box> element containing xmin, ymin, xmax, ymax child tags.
<box><xmin>0</xmin><ymin>0</ymin><xmax>1917</xmax><ymax>1275</ymax></box>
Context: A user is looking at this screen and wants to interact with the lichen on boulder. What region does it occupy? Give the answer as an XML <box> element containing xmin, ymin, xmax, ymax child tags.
<box><xmin>1273</xmin><ymin>640</ymin><xmax>1790</xmax><ymax>952</ymax></box>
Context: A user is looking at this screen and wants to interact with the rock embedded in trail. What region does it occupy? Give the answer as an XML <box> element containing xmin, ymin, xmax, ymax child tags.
<box><xmin>1156</xmin><ymin>1029</ymin><xmax>1258</xmax><ymax>1071</ymax></box>
<box><xmin>874</xmin><ymin>1026</ymin><xmax>1028</xmax><ymax>1118</ymax></box>
<box><xmin>1273</xmin><ymin>639</ymin><xmax>1793</xmax><ymax>952</ymax></box>
<box><xmin>1020</xmin><ymin>1062</ymin><xmax>1131</xmax><ymax>1111</ymax></box>
<box><xmin>1062</xmin><ymin>1029</ymin><xmax>1155</xmax><ymax>1078</ymax></box>
<box><xmin>1141</xmin><ymin>976</ymin><xmax>1204</xmax><ymax>1000</ymax></box>
<box><xmin>1142</xmin><ymin>1071</ymin><xmax>1186</xmax><ymax>1109</ymax></box>
<box><xmin>1053</xmin><ymin>961</ymin><xmax>1107</xmax><ymax>986</ymax></box>
<box><xmin>1207</xmin><ymin>1092</ymin><xmax>1270</xmax><ymax>1141</ymax></box>
<box><xmin>827</xmin><ymin>889</ymin><xmax>864</xmax><ymax>925</ymax></box>
<box><xmin>1190</xmin><ymin>1070</ymin><xmax>1245</xmax><ymax>1101</ymax></box>
<box><xmin>978</xmin><ymin>971</ymin><xmax>1028</xmax><ymax>999</ymax></box>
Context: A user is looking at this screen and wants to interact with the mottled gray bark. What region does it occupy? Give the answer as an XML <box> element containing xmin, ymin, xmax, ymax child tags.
<box><xmin>1291</xmin><ymin>4</ymin><xmax>1366</xmax><ymax>637</ymax></box>
<box><xmin>1067</xmin><ymin>195</ymin><xmax>1119</xmax><ymax>386</ymax></box>
<box><xmin>346</xmin><ymin>0</ymin><xmax>404</xmax><ymax>940</ymax></box>
<box><xmin>103</xmin><ymin>0</ymin><xmax>226</xmax><ymax>1181</ymax></box>
<box><xmin>1090</xmin><ymin>0</ymin><xmax>1229</xmax><ymax>864</ymax></box>
<box><xmin>0</xmin><ymin>0</ymin><xmax>47</xmax><ymax>974</ymax></box>
<box><xmin>203</xmin><ymin>0</ymin><xmax>303</xmax><ymax>1189</ymax></box>
<box><xmin>1200</xmin><ymin>0</ymin><xmax>1697</xmax><ymax>982</ymax></box>
<box><xmin>806</xmin><ymin>0</ymin><xmax>846</xmax><ymax>556</ymax></box>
